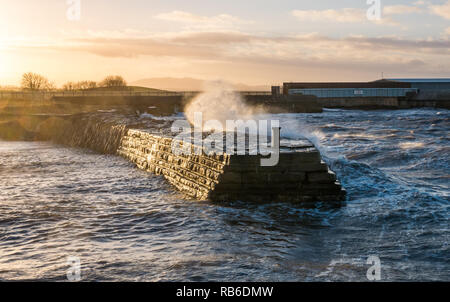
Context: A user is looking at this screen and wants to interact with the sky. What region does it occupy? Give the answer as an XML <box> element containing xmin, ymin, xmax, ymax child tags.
<box><xmin>0</xmin><ymin>0</ymin><xmax>449</xmax><ymax>87</ymax></box>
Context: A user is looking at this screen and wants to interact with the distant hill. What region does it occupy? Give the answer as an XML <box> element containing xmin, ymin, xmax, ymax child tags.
<box><xmin>85</xmin><ymin>86</ymin><xmax>168</xmax><ymax>92</ymax></box>
<box><xmin>130</xmin><ymin>77</ymin><xmax>270</xmax><ymax>92</ymax></box>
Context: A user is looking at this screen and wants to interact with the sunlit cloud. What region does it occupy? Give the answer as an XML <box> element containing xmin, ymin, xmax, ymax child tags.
<box><xmin>154</xmin><ymin>10</ymin><xmax>253</xmax><ymax>30</ymax></box>
<box><xmin>15</xmin><ymin>30</ymin><xmax>444</xmax><ymax>77</ymax></box>
<box><xmin>413</xmin><ymin>0</ymin><xmax>430</xmax><ymax>6</ymax></box>
<box><xmin>1</xmin><ymin>4</ymin><xmax>449</xmax><ymax>85</ymax></box>
<box><xmin>429</xmin><ymin>0</ymin><xmax>450</xmax><ymax>19</ymax></box>
<box><xmin>291</xmin><ymin>8</ymin><xmax>366</xmax><ymax>23</ymax></box>
<box><xmin>384</xmin><ymin>5</ymin><xmax>424</xmax><ymax>15</ymax></box>
<box><xmin>291</xmin><ymin>8</ymin><xmax>401</xmax><ymax>27</ymax></box>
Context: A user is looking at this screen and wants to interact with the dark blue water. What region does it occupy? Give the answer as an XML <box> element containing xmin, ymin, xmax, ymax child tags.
<box><xmin>0</xmin><ymin>108</ymin><xmax>448</xmax><ymax>281</ymax></box>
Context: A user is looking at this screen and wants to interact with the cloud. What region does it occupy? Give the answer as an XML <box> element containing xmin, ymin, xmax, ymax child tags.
<box><xmin>291</xmin><ymin>8</ymin><xmax>366</xmax><ymax>23</ymax></box>
<box><xmin>9</xmin><ymin>29</ymin><xmax>450</xmax><ymax>58</ymax></box>
<box><xmin>384</xmin><ymin>5</ymin><xmax>423</xmax><ymax>15</ymax></box>
<box><xmin>430</xmin><ymin>0</ymin><xmax>450</xmax><ymax>19</ymax></box>
<box><xmin>154</xmin><ymin>11</ymin><xmax>252</xmax><ymax>30</ymax></box>
<box><xmin>5</xmin><ymin>27</ymin><xmax>449</xmax><ymax>79</ymax></box>
<box><xmin>413</xmin><ymin>1</ymin><xmax>430</xmax><ymax>5</ymax></box>
<box><xmin>38</xmin><ymin>30</ymin><xmax>447</xmax><ymax>76</ymax></box>
<box><xmin>291</xmin><ymin>8</ymin><xmax>401</xmax><ymax>27</ymax></box>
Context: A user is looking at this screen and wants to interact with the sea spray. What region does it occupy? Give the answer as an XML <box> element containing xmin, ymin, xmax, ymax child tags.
<box><xmin>184</xmin><ymin>81</ymin><xmax>266</xmax><ymax>132</ymax></box>
<box><xmin>278</xmin><ymin>116</ymin><xmax>328</xmax><ymax>153</ymax></box>
<box><xmin>183</xmin><ymin>83</ymin><xmax>330</xmax><ymax>160</ymax></box>
<box><xmin>276</xmin><ymin>115</ymin><xmax>351</xmax><ymax>180</ymax></box>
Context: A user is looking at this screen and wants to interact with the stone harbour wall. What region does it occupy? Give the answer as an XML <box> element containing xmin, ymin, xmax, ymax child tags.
<box><xmin>118</xmin><ymin>129</ymin><xmax>346</xmax><ymax>204</ymax></box>
<box><xmin>0</xmin><ymin>111</ymin><xmax>346</xmax><ymax>204</ymax></box>
<box><xmin>118</xmin><ymin>129</ymin><xmax>227</xmax><ymax>200</ymax></box>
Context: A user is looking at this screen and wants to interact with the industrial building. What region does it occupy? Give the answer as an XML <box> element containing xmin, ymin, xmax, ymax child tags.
<box><xmin>283</xmin><ymin>80</ymin><xmax>419</xmax><ymax>98</ymax></box>
<box><xmin>387</xmin><ymin>79</ymin><xmax>450</xmax><ymax>92</ymax></box>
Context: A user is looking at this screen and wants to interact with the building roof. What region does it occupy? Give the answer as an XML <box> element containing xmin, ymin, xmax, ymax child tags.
<box><xmin>283</xmin><ymin>79</ymin><xmax>411</xmax><ymax>89</ymax></box>
<box><xmin>388</xmin><ymin>78</ymin><xmax>450</xmax><ymax>83</ymax></box>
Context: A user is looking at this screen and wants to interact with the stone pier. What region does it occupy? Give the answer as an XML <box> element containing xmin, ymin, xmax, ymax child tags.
<box><xmin>0</xmin><ymin>110</ymin><xmax>346</xmax><ymax>204</ymax></box>
<box><xmin>118</xmin><ymin>129</ymin><xmax>346</xmax><ymax>203</ymax></box>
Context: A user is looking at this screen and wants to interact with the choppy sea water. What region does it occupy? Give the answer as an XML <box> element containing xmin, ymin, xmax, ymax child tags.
<box><xmin>0</xmin><ymin>108</ymin><xmax>448</xmax><ymax>281</ymax></box>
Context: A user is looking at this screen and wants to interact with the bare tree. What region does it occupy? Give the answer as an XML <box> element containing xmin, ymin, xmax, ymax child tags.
<box><xmin>99</xmin><ymin>75</ymin><xmax>127</xmax><ymax>88</ymax></box>
<box><xmin>63</xmin><ymin>81</ymin><xmax>97</xmax><ymax>91</ymax></box>
<box><xmin>21</xmin><ymin>72</ymin><xmax>51</xmax><ymax>90</ymax></box>
<box><xmin>77</xmin><ymin>81</ymin><xmax>97</xmax><ymax>90</ymax></box>
<box><xmin>63</xmin><ymin>82</ymin><xmax>75</xmax><ymax>91</ymax></box>
<box><xmin>45</xmin><ymin>81</ymin><xmax>56</xmax><ymax>91</ymax></box>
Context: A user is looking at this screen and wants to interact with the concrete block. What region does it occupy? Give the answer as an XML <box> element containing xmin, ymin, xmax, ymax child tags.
<box><xmin>307</xmin><ymin>171</ymin><xmax>337</xmax><ymax>183</ymax></box>
<box><xmin>292</xmin><ymin>161</ymin><xmax>329</xmax><ymax>172</ymax></box>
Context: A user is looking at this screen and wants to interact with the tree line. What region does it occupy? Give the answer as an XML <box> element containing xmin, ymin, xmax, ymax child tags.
<box><xmin>19</xmin><ymin>73</ymin><xmax>127</xmax><ymax>91</ymax></box>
